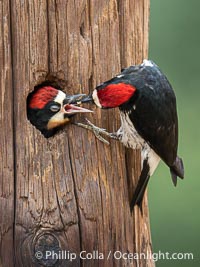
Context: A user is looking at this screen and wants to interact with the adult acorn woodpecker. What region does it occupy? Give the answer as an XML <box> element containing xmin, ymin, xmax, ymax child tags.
<box><xmin>27</xmin><ymin>86</ymin><xmax>92</xmax><ymax>138</ymax></box>
<box><xmin>77</xmin><ymin>60</ymin><xmax>184</xmax><ymax>210</ymax></box>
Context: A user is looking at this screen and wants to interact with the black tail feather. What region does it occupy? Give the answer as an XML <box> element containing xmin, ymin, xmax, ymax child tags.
<box><xmin>130</xmin><ymin>159</ymin><xmax>150</xmax><ymax>212</ymax></box>
<box><xmin>170</xmin><ymin>156</ymin><xmax>184</xmax><ymax>186</ymax></box>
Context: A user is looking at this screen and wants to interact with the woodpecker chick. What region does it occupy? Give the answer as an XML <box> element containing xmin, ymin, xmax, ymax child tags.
<box><xmin>77</xmin><ymin>59</ymin><xmax>184</xmax><ymax>210</ymax></box>
<box><xmin>27</xmin><ymin>86</ymin><xmax>92</xmax><ymax>138</ymax></box>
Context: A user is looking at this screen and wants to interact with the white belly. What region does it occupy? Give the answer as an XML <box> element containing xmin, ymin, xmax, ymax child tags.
<box><xmin>117</xmin><ymin>112</ymin><xmax>160</xmax><ymax>175</ymax></box>
<box><xmin>117</xmin><ymin>112</ymin><xmax>145</xmax><ymax>149</ymax></box>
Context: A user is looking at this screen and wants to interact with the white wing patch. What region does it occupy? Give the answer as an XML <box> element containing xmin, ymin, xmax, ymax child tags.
<box><xmin>117</xmin><ymin>74</ymin><xmax>124</xmax><ymax>78</ymax></box>
<box><xmin>142</xmin><ymin>59</ymin><xmax>154</xmax><ymax>67</ymax></box>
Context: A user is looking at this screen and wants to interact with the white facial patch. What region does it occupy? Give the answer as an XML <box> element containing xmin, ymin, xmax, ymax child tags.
<box><xmin>54</xmin><ymin>90</ymin><xmax>66</xmax><ymax>105</ymax></box>
<box><xmin>47</xmin><ymin>90</ymin><xmax>69</xmax><ymax>129</ymax></box>
<box><xmin>142</xmin><ymin>59</ymin><xmax>154</xmax><ymax>67</ymax></box>
<box><xmin>92</xmin><ymin>89</ymin><xmax>102</xmax><ymax>108</ymax></box>
<box><xmin>47</xmin><ymin>111</ymin><xmax>69</xmax><ymax>129</ymax></box>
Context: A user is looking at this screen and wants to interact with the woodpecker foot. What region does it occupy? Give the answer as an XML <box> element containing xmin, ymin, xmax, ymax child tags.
<box><xmin>73</xmin><ymin>119</ymin><xmax>110</xmax><ymax>145</ymax></box>
<box><xmin>73</xmin><ymin>119</ymin><xmax>119</xmax><ymax>145</ymax></box>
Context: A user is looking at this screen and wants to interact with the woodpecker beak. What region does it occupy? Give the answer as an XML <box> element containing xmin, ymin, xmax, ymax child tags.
<box><xmin>63</xmin><ymin>94</ymin><xmax>93</xmax><ymax>114</ymax></box>
<box><xmin>64</xmin><ymin>94</ymin><xmax>87</xmax><ymax>104</ymax></box>
<box><xmin>78</xmin><ymin>94</ymin><xmax>94</xmax><ymax>104</ymax></box>
<box><xmin>63</xmin><ymin>104</ymin><xmax>93</xmax><ymax>114</ymax></box>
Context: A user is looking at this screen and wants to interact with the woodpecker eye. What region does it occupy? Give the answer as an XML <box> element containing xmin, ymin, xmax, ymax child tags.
<box><xmin>49</xmin><ymin>105</ymin><xmax>60</xmax><ymax>112</ymax></box>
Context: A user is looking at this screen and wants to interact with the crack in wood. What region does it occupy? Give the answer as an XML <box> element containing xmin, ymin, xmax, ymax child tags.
<box><xmin>68</xmin><ymin>140</ymin><xmax>82</xmax><ymax>266</ymax></box>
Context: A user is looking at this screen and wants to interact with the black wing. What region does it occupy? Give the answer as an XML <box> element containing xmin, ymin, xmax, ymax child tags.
<box><xmin>120</xmin><ymin>62</ymin><xmax>178</xmax><ymax>167</ymax></box>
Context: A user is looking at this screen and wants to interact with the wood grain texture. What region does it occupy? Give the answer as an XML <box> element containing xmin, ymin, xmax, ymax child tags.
<box><xmin>0</xmin><ymin>0</ymin><xmax>154</xmax><ymax>266</ymax></box>
<box><xmin>0</xmin><ymin>1</ymin><xmax>14</xmax><ymax>266</ymax></box>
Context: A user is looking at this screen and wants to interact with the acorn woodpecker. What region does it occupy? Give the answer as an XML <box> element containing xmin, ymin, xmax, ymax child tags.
<box><xmin>77</xmin><ymin>60</ymin><xmax>184</xmax><ymax>210</ymax></box>
<box><xmin>27</xmin><ymin>86</ymin><xmax>92</xmax><ymax>138</ymax></box>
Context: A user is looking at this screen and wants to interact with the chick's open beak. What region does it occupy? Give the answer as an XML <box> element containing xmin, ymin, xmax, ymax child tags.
<box><xmin>63</xmin><ymin>103</ymin><xmax>93</xmax><ymax>114</ymax></box>
<box><xmin>63</xmin><ymin>94</ymin><xmax>93</xmax><ymax>114</ymax></box>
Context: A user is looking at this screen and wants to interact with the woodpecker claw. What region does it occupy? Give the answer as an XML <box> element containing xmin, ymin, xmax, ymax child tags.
<box><xmin>73</xmin><ymin>119</ymin><xmax>113</xmax><ymax>145</ymax></box>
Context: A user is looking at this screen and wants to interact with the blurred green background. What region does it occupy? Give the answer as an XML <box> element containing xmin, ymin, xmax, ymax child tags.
<box><xmin>148</xmin><ymin>0</ymin><xmax>200</xmax><ymax>267</ymax></box>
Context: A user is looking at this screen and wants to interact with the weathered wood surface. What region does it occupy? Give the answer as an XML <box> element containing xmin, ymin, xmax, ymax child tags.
<box><xmin>0</xmin><ymin>0</ymin><xmax>154</xmax><ymax>266</ymax></box>
<box><xmin>0</xmin><ymin>1</ymin><xmax>14</xmax><ymax>266</ymax></box>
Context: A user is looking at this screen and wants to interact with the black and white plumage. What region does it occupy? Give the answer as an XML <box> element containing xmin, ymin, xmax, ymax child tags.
<box><xmin>77</xmin><ymin>59</ymin><xmax>184</xmax><ymax>210</ymax></box>
<box><xmin>27</xmin><ymin>86</ymin><xmax>92</xmax><ymax>138</ymax></box>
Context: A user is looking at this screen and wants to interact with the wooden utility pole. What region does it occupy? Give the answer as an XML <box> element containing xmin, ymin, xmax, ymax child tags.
<box><xmin>0</xmin><ymin>0</ymin><xmax>154</xmax><ymax>266</ymax></box>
